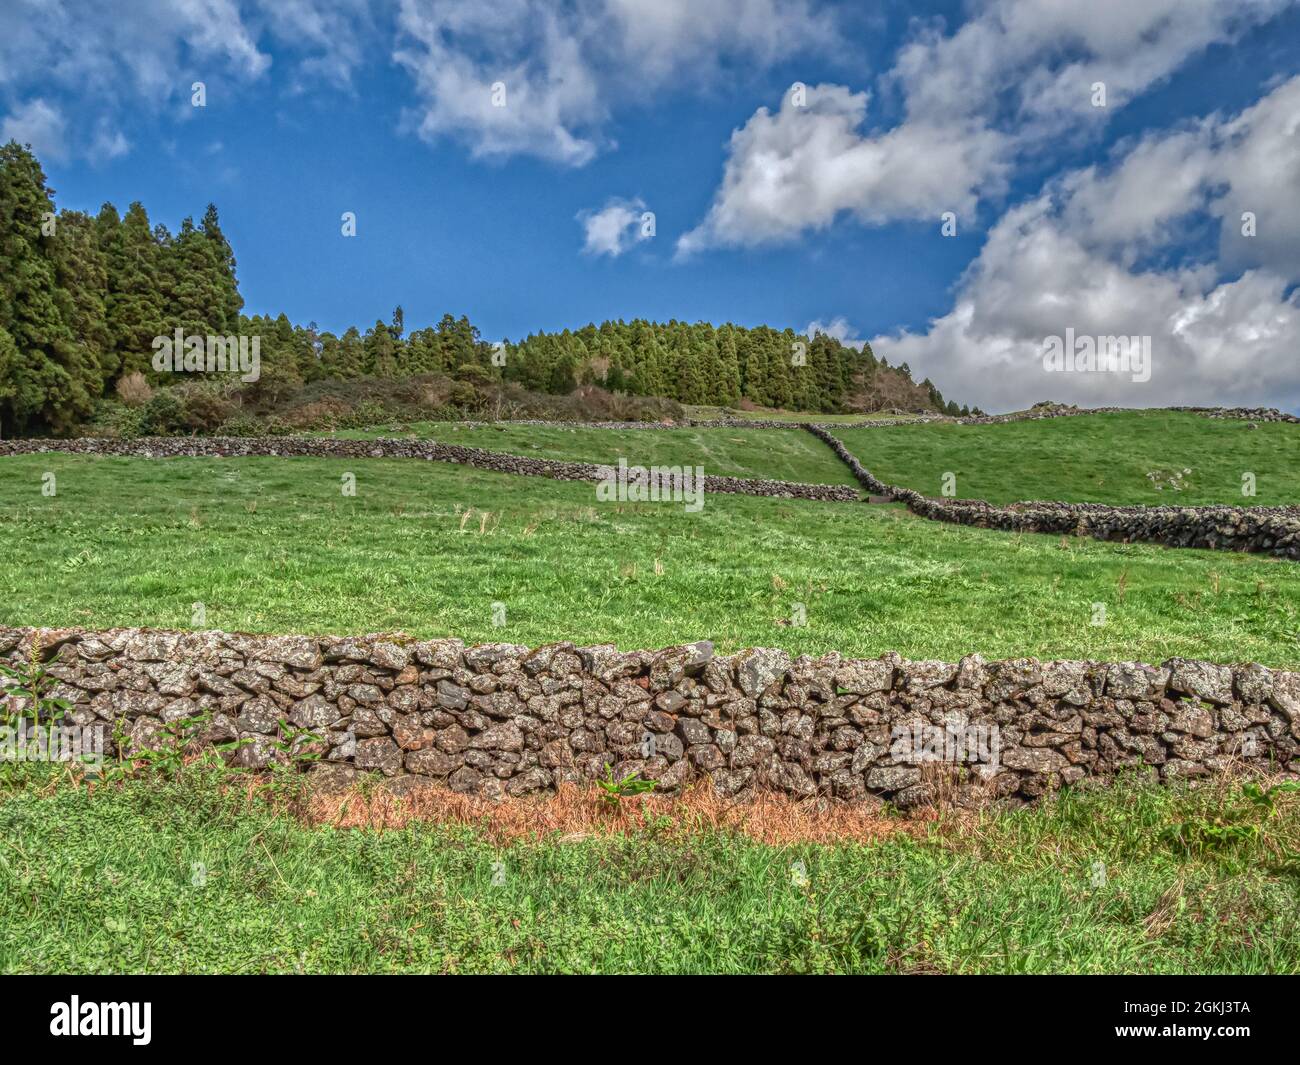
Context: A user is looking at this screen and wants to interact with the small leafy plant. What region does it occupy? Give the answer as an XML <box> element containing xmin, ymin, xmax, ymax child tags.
<box><xmin>0</xmin><ymin>640</ymin><xmax>75</xmax><ymax>778</ymax></box>
<box><xmin>596</xmin><ymin>762</ymin><xmax>656</xmax><ymax>806</ymax></box>
<box><xmin>0</xmin><ymin>640</ymin><xmax>71</xmax><ymax>731</ymax></box>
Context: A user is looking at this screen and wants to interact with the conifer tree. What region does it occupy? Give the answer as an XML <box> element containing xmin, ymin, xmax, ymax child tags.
<box><xmin>50</xmin><ymin>209</ymin><xmax>114</xmax><ymax>389</ymax></box>
<box><xmin>0</xmin><ymin>141</ymin><xmax>93</xmax><ymax>435</ymax></box>
<box><xmin>365</xmin><ymin>319</ymin><xmax>399</xmax><ymax>377</ymax></box>
<box><xmin>102</xmin><ymin>201</ymin><xmax>167</xmax><ymax>379</ymax></box>
<box><xmin>200</xmin><ymin>203</ymin><xmax>242</xmax><ymax>332</ymax></box>
<box><xmin>715</xmin><ymin>326</ymin><xmax>742</xmax><ymax>405</ymax></box>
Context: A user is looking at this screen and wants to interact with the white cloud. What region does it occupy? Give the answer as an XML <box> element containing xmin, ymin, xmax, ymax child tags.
<box><xmin>578</xmin><ymin>197</ymin><xmax>653</xmax><ymax>257</ymax></box>
<box><xmin>604</xmin><ymin>0</ymin><xmax>837</xmax><ymax>83</ymax></box>
<box><xmin>870</xmin><ymin>77</ymin><xmax>1300</xmax><ymax>412</ymax></box>
<box><xmin>677</xmin><ymin>83</ymin><xmax>1008</xmax><ymax>255</ymax></box>
<box><xmin>89</xmin><ymin>121</ymin><xmax>131</xmax><ymax>162</ymax></box>
<box><xmin>0</xmin><ymin>1</ymin><xmax>375</xmax><ymax>159</ymax></box>
<box><xmin>805</xmin><ymin>316</ymin><xmax>867</xmax><ymax>351</ymax></box>
<box><xmin>1</xmin><ymin>99</ymin><xmax>68</xmax><ymax>161</ymax></box>
<box><xmin>889</xmin><ymin>0</ymin><xmax>1292</xmax><ymax>130</ymax></box>
<box><xmin>394</xmin><ymin>1</ymin><xmax>607</xmax><ymax>166</ymax></box>
<box><xmin>0</xmin><ymin>0</ymin><xmax>269</xmax><ymax>102</ymax></box>
<box><xmin>681</xmin><ymin>0</ymin><xmax>1295</xmax><ymax>252</ymax></box>
<box><xmin>1208</xmin><ymin>75</ymin><xmax>1300</xmax><ymax>278</ymax></box>
<box><xmin>256</xmin><ymin>0</ymin><xmax>376</xmax><ymax>90</ymax></box>
<box><xmin>393</xmin><ymin>0</ymin><xmax>838</xmax><ymax>166</ymax></box>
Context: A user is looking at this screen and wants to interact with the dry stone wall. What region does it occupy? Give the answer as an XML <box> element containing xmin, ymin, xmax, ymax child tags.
<box><xmin>4</xmin><ymin>627</ymin><xmax>1297</xmax><ymax>807</ymax></box>
<box><xmin>806</xmin><ymin>425</ymin><xmax>1300</xmax><ymax>558</ymax></box>
<box><xmin>0</xmin><ymin>436</ymin><xmax>859</xmax><ymax>504</ymax></box>
<box><xmin>445</xmin><ymin>404</ymin><xmax>1299</xmax><ymax>431</ymax></box>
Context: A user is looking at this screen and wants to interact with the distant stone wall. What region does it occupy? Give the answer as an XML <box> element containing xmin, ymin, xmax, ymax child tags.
<box><xmin>454</xmin><ymin>404</ymin><xmax>1299</xmax><ymax>431</ymax></box>
<box><xmin>806</xmin><ymin>426</ymin><xmax>1300</xmax><ymax>558</ymax></box>
<box><xmin>818</xmin><ymin>404</ymin><xmax>1300</xmax><ymax>430</ymax></box>
<box><xmin>0</xmin><ymin>436</ymin><xmax>860</xmax><ymax>504</ymax></box>
<box><xmin>3</xmin><ymin>627</ymin><xmax>1296</xmax><ymax>808</ymax></box>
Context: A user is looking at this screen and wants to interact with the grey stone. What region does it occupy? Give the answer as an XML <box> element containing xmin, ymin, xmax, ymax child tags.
<box><xmin>734</xmin><ymin>647</ymin><xmax>791</xmax><ymax>698</ymax></box>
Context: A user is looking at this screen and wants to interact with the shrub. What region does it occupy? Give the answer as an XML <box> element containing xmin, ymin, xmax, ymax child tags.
<box><xmin>115</xmin><ymin>372</ymin><xmax>153</xmax><ymax>408</ymax></box>
<box><xmin>138</xmin><ymin>390</ymin><xmax>187</xmax><ymax>435</ymax></box>
<box><xmin>173</xmin><ymin>383</ymin><xmax>235</xmax><ymax>432</ymax></box>
<box><xmin>448</xmin><ymin>381</ymin><xmax>480</xmax><ymax>409</ymax></box>
<box><xmin>216</xmin><ymin>411</ymin><xmax>266</xmax><ymax>436</ymax></box>
<box><xmin>455</xmin><ymin>363</ymin><xmax>492</xmax><ymax>385</ymax></box>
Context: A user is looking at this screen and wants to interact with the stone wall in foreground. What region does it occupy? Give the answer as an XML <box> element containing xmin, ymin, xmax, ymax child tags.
<box><xmin>806</xmin><ymin>426</ymin><xmax>1300</xmax><ymax>558</ymax></box>
<box><xmin>4</xmin><ymin>628</ymin><xmax>1297</xmax><ymax>807</ymax></box>
<box><xmin>0</xmin><ymin>436</ymin><xmax>859</xmax><ymax>504</ymax></box>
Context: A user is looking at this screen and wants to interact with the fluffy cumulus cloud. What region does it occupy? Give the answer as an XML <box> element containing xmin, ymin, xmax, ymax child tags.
<box><xmin>805</xmin><ymin>316</ymin><xmax>868</xmax><ymax>351</ymax></box>
<box><xmin>0</xmin><ymin>0</ymin><xmax>372</xmax><ymax>160</ymax></box>
<box><xmin>2</xmin><ymin>0</ymin><xmax>833</xmax><ymax>164</ymax></box>
<box><xmin>393</xmin><ymin>0</ymin><xmax>838</xmax><ymax>165</ymax></box>
<box><xmin>872</xmin><ymin>76</ymin><xmax>1300</xmax><ymax>412</ymax></box>
<box><xmin>677</xmin><ymin>83</ymin><xmax>1008</xmax><ymax>254</ymax></box>
<box><xmin>681</xmin><ymin>0</ymin><xmax>1294</xmax><ymax>252</ymax></box>
<box><xmin>0</xmin><ymin>0</ymin><xmax>268</xmax><ymax>102</ymax></box>
<box><xmin>888</xmin><ymin>0</ymin><xmax>1292</xmax><ymax>130</ymax></box>
<box><xmin>0</xmin><ymin>99</ymin><xmax>69</xmax><ymax>161</ymax></box>
<box><xmin>577</xmin><ymin>197</ymin><xmax>654</xmax><ymax>257</ymax></box>
<box><xmin>394</xmin><ymin>0</ymin><xmax>608</xmax><ymax>166</ymax></box>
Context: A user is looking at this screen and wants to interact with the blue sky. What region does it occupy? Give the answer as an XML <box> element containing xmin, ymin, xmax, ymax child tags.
<box><xmin>2</xmin><ymin>1</ymin><xmax>1298</xmax><ymax>411</ymax></box>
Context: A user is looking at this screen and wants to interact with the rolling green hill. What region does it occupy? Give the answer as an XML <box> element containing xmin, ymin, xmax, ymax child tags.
<box><xmin>836</xmin><ymin>411</ymin><xmax>1300</xmax><ymax>507</ymax></box>
<box><xmin>317</xmin><ymin>422</ymin><xmax>857</xmax><ymax>485</ymax></box>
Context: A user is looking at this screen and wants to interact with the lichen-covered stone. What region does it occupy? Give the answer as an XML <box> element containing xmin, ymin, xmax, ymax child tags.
<box><xmin>3</xmin><ymin>625</ymin><xmax>1291</xmax><ymax>808</ymax></box>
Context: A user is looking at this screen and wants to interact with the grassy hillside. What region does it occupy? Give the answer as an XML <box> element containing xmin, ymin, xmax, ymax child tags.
<box><xmin>682</xmin><ymin>405</ymin><xmax>922</xmax><ymax>424</ymax></box>
<box><xmin>3</xmin><ymin>764</ymin><xmax>1297</xmax><ymax>973</ymax></box>
<box><xmin>318</xmin><ymin>422</ymin><xmax>857</xmax><ymax>485</ymax></box>
<box><xmin>2</xmin><ymin>454</ymin><xmax>1297</xmax><ymax>666</ymax></box>
<box><xmin>836</xmin><ymin>411</ymin><xmax>1300</xmax><ymax>507</ymax></box>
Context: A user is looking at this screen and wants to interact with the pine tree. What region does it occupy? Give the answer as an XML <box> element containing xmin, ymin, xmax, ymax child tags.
<box><xmin>365</xmin><ymin>319</ymin><xmax>400</xmax><ymax>377</ymax></box>
<box><xmin>629</xmin><ymin>320</ymin><xmax>666</xmax><ymax>397</ymax></box>
<box><xmin>102</xmin><ymin>201</ymin><xmax>167</xmax><ymax>380</ymax></box>
<box><xmin>335</xmin><ymin>326</ymin><xmax>366</xmax><ymax>378</ymax></box>
<box><xmin>168</xmin><ymin>216</ymin><xmax>230</xmax><ymax>340</ymax></box>
<box><xmin>49</xmin><ymin>209</ymin><xmax>114</xmax><ymax>391</ymax></box>
<box><xmin>200</xmin><ymin>203</ymin><xmax>242</xmax><ymax>332</ymax></box>
<box><xmin>405</xmin><ymin>326</ymin><xmax>442</xmax><ymax>374</ymax></box>
<box><xmin>716</xmin><ymin>326</ymin><xmax>742</xmax><ymax>405</ymax></box>
<box><xmin>0</xmin><ymin>326</ymin><xmax>18</xmax><ymax>431</ymax></box>
<box><xmin>0</xmin><ymin>142</ymin><xmax>94</xmax><ymax>435</ymax></box>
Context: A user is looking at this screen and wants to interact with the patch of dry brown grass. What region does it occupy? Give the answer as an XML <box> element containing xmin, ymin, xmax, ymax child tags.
<box><xmin>298</xmin><ymin>779</ymin><xmax>941</xmax><ymax>846</ymax></box>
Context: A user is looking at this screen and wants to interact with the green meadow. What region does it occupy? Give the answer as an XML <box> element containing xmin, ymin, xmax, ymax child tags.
<box><xmin>837</xmin><ymin>410</ymin><xmax>1300</xmax><ymax>507</ymax></box>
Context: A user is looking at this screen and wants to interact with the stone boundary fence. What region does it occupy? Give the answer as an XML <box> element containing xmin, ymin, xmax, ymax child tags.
<box><xmin>2</xmin><ymin>627</ymin><xmax>1296</xmax><ymax>807</ymax></box>
<box><xmin>0</xmin><ymin>436</ymin><xmax>860</xmax><ymax>504</ymax></box>
<box><xmin>444</xmin><ymin>404</ymin><xmax>1299</xmax><ymax>432</ymax></box>
<box><xmin>806</xmin><ymin>425</ymin><xmax>1300</xmax><ymax>558</ymax></box>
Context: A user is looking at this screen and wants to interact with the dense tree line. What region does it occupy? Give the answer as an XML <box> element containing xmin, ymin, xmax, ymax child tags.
<box><xmin>0</xmin><ymin>143</ymin><xmax>242</xmax><ymax>435</ymax></box>
<box><xmin>0</xmin><ymin>143</ymin><xmax>963</xmax><ymax>435</ymax></box>
<box><xmin>498</xmin><ymin>320</ymin><xmax>964</xmax><ymax>415</ymax></box>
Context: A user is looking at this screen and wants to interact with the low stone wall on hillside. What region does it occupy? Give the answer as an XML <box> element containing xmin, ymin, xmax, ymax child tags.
<box><xmin>453</xmin><ymin>404</ymin><xmax>1299</xmax><ymax>431</ymax></box>
<box><xmin>3</xmin><ymin>627</ymin><xmax>1297</xmax><ymax>808</ymax></box>
<box><xmin>0</xmin><ymin>436</ymin><xmax>860</xmax><ymax>504</ymax></box>
<box><xmin>806</xmin><ymin>425</ymin><xmax>1300</xmax><ymax>558</ymax></box>
<box><xmin>820</xmin><ymin>404</ymin><xmax>1300</xmax><ymax>430</ymax></box>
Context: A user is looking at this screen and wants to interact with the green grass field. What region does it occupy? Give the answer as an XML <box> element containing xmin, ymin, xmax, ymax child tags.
<box><xmin>2</xmin><ymin>763</ymin><xmax>1296</xmax><ymax>973</ymax></box>
<box><xmin>4</xmin><ymin>434</ymin><xmax>1299</xmax><ymax>977</ymax></box>
<box><xmin>318</xmin><ymin>422</ymin><xmax>857</xmax><ymax>485</ymax></box>
<box><xmin>837</xmin><ymin>410</ymin><xmax>1300</xmax><ymax>506</ymax></box>
<box><xmin>2</xmin><ymin>453</ymin><xmax>1298</xmax><ymax>666</ymax></box>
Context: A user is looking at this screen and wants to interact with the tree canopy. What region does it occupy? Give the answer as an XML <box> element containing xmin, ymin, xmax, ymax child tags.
<box><xmin>0</xmin><ymin>142</ymin><xmax>960</xmax><ymax>435</ymax></box>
